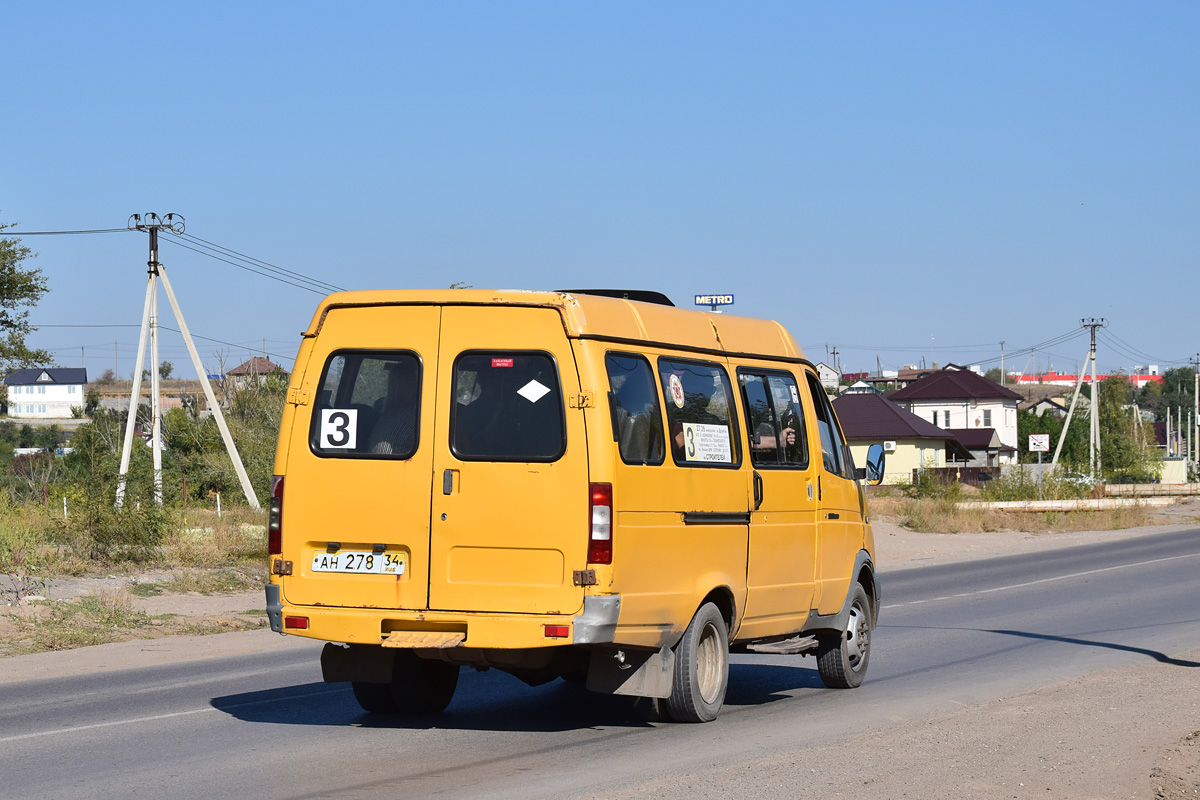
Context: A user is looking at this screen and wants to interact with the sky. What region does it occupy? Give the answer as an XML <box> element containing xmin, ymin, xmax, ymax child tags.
<box><xmin>3</xmin><ymin>2</ymin><xmax>1197</xmax><ymax>379</ymax></box>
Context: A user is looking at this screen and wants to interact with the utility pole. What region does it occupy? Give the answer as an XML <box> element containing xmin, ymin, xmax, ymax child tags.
<box><xmin>999</xmin><ymin>341</ymin><xmax>1005</xmax><ymax>385</ymax></box>
<box><xmin>116</xmin><ymin>213</ymin><xmax>261</xmax><ymax>510</ymax></box>
<box><xmin>1081</xmin><ymin>318</ymin><xmax>1106</xmax><ymax>478</ymax></box>
<box><xmin>1192</xmin><ymin>354</ymin><xmax>1200</xmax><ymax>475</ymax></box>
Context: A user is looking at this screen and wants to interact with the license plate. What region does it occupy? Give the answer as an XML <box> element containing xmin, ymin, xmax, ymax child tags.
<box><xmin>311</xmin><ymin>550</ymin><xmax>405</xmax><ymax>575</ymax></box>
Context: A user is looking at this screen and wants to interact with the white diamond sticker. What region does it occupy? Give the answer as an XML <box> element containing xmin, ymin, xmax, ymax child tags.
<box><xmin>517</xmin><ymin>380</ymin><xmax>551</xmax><ymax>403</ymax></box>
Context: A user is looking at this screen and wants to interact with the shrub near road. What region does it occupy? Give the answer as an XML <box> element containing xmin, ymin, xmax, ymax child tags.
<box><xmin>867</xmin><ymin>469</ymin><xmax>1165</xmax><ymax>534</ymax></box>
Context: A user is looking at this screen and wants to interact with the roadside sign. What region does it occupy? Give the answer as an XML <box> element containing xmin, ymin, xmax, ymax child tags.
<box><xmin>695</xmin><ymin>294</ymin><xmax>734</xmax><ymax>307</ymax></box>
<box><xmin>1029</xmin><ymin>434</ymin><xmax>1050</xmax><ymax>452</ymax></box>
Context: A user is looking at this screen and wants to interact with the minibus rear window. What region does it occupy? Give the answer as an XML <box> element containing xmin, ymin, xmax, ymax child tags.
<box><xmin>605</xmin><ymin>353</ymin><xmax>665</xmax><ymax>466</ymax></box>
<box><xmin>657</xmin><ymin>358</ymin><xmax>740</xmax><ymax>467</ymax></box>
<box><xmin>309</xmin><ymin>351</ymin><xmax>421</xmax><ymax>459</ymax></box>
<box><xmin>451</xmin><ymin>352</ymin><xmax>565</xmax><ymax>462</ymax></box>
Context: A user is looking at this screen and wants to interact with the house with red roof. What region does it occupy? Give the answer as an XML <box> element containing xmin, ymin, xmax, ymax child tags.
<box><xmin>227</xmin><ymin>356</ymin><xmax>287</xmax><ymax>389</ymax></box>
<box><xmin>832</xmin><ymin>392</ymin><xmax>972</xmax><ymax>484</ymax></box>
<box><xmin>887</xmin><ymin>368</ymin><xmax>1023</xmax><ymax>466</ymax></box>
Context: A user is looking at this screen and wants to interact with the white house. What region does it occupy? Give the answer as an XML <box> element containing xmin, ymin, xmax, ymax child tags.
<box><xmin>5</xmin><ymin>367</ymin><xmax>88</xmax><ymax>418</ymax></box>
<box><xmin>887</xmin><ymin>368</ymin><xmax>1023</xmax><ymax>466</ymax></box>
<box><xmin>815</xmin><ymin>362</ymin><xmax>840</xmax><ymax>392</ymax></box>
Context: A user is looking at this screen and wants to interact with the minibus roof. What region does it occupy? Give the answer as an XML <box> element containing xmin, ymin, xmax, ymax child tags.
<box><xmin>305</xmin><ymin>289</ymin><xmax>807</xmax><ymax>362</ymax></box>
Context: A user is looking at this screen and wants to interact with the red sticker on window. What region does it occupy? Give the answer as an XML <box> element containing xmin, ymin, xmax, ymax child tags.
<box><xmin>491</xmin><ymin>358</ymin><xmax>514</xmax><ymax>368</ymax></box>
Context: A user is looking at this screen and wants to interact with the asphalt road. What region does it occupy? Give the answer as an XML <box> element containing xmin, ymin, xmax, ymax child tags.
<box><xmin>2</xmin><ymin>527</ymin><xmax>1198</xmax><ymax>800</ymax></box>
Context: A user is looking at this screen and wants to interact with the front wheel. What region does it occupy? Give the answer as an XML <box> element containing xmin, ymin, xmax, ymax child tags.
<box><xmin>666</xmin><ymin>602</ymin><xmax>729</xmax><ymax>723</ymax></box>
<box><xmin>816</xmin><ymin>583</ymin><xmax>872</xmax><ymax>689</ymax></box>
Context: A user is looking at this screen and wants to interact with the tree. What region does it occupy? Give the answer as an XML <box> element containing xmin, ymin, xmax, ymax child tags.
<box><xmin>983</xmin><ymin>368</ymin><xmax>1003</xmax><ymax>385</ymax></box>
<box><xmin>158</xmin><ymin>361</ymin><xmax>174</xmax><ymax>380</ymax></box>
<box><xmin>0</xmin><ymin>217</ymin><xmax>52</xmax><ymax>372</ymax></box>
<box><xmin>1154</xmin><ymin>367</ymin><xmax>1197</xmax><ymax>423</ymax></box>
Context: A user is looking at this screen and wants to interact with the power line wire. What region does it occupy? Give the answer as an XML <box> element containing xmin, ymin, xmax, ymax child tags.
<box><xmin>174</xmin><ymin>231</ymin><xmax>345</xmax><ymax>294</ymax></box>
<box><xmin>158</xmin><ymin>325</ymin><xmax>292</xmax><ymax>363</ymax></box>
<box><xmin>0</xmin><ymin>228</ymin><xmax>132</xmax><ymax>236</ymax></box>
<box><xmin>159</xmin><ymin>237</ymin><xmax>330</xmax><ymax>295</ymax></box>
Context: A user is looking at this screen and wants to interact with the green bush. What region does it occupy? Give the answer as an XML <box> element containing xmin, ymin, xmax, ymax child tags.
<box><xmin>979</xmin><ymin>469</ymin><xmax>1091</xmax><ymax>501</ymax></box>
<box><xmin>901</xmin><ymin>469</ymin><xmax>964</xmax><ymax>500</ymax></box>
<box><xmin>51</xmin><ymin>498</ymin><xmax>177</xmax><ymax>564</ymax></box>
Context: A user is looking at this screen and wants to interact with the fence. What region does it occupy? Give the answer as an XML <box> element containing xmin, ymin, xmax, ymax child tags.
<box><xmin>912</xmin><ymin>466</ymin><xmax>999</xmax><ymax>488</ymax></box>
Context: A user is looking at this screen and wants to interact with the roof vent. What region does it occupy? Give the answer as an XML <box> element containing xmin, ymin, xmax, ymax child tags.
<box><xmin>558</xmin><ymin>289</ymin><xmax>674</xmax><ymax>307</ymax></box>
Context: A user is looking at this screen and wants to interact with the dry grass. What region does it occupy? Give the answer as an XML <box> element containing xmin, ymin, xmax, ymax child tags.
<box><xmin>129</xmin><ymin>566</ymin><xmax>265</xmax><ymax>597</ymax></box>
<box><xmin>167</xmin><ymin>506</ymin><xmax>267</xmax><ymax>568</ymax></box>
<box><xmin>869</xmin><ymin>494</ymin><xmax>1153</xmax><ymax>534</ymax></box>
<box><xmin>1</xmin><ymin>586</ymin><xmax>267</xmax><ymax>657</ymax></box>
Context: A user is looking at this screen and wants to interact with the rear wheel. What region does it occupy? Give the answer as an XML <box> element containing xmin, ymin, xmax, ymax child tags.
<box><xmin>816</xmin><ymin>583</ymin><xmax>872</xmax><ymax>689</ymax></box>
<box><xmin>666</xmin><ymin>602</ymin><xmax>729</xmax><ymax>723</ymax></box>
<box><xmin>350</xmin><ymin>651</ymin><xmax>460</xmax><ymax>715</ymax></box>
<box><xmin>351</xmin><ymin>680</ymin><xmax>398</xmax><ymax>714</ymax></box>
<box><xmin>391</xmin><ymin>651</ymin><xmax>460</xmax><ymax>714</ymax></box>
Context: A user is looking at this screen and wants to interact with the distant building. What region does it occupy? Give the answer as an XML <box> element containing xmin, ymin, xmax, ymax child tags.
<box><xmin>815</xmin><ymin>362</ymin><xmax>840</xmax><ymax>392</ymax></box>
<box><xmin>4</xmin><ymin>367</ymin><xmax>87</xmax><ymax>418</ymax></box>
<box><xmin>1019</xmin><ymin>396</ymin><xmax>1068</xmax><ymax>419</ymax></box>
<box><xmin>887</xmin><ymin>368</ymin><xmax>1023</xmax><ymax>466</ymax></box>
<box><xmin>227</xmin><ymin>357</ymin><xmax>287</xmax><ymax>388</ymax></box>
<box><xmin>1010</xmin><ymin>371</ymin><xmax>1162</xmax><ymax>388</ymax></box>
<box><xmin>832</xmin><ymin>392</ymin><xmax>973</xmax><ymax>484</ymax></box>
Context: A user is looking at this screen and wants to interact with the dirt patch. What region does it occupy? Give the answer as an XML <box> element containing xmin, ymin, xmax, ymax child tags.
<box><xmin>1153</xmin><ymin>730</ymin><xmax>1200</xmax><ymax>799</ymax></box>
<box><xmin>1</xmin><ymin>572</ymin><xmax>267</xmax><ymax>657</ymax></box>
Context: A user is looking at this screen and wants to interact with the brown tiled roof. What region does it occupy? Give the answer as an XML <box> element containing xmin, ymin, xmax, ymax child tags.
<box><xmin>228</xmin><ymin>357</ymin><xmax>284</xmax><ymax>376</ymax></box>
<box><xmin>946</xmin><ymin>427</ymin><xmax>1016</xmax><ymax>452</ymax></box>
<box><xmin>888</xmin><ymin>369</ymin><xmax>1022</xmax><ymax>402</ymax></box>
<box><xmin>832</xmin><ymin>393</ymin><xmax>974</xmax><ymax>461</ymax></box>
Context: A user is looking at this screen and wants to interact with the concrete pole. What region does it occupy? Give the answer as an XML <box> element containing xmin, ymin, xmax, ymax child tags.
<box><xmin>1050</xmin><ymin>347</ymin><xmax>1092</xmax><ymax>470</ymax></box>
<box><xmin>1167</xmin><ymin>407</ymin><xmax>1173</xmax><ymax>458</ymax></box>
<box><xmin>149</xmin><ymin>274</ymin><xmax>163</xmax><ymax>505</ymax></box>
<box><xmin>116</xmin><ymin>276</ymin><xmax>155</xmax><ymax>509</ymax></box>
<box><xmin>157</xmin><ymin>265</ymin><xmax>261</xmax><ymax>509</ymax></box>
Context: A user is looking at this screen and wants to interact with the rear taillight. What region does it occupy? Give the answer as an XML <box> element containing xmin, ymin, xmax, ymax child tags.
<box><xmin>587</xmin><ymin>482</ymin><xmax>613</xmax><ymax>564</ymax></box>
<box><xmin>268</xmin><ymin>476</ymin><xmax>284</xmax><ymax>555</ymax></box>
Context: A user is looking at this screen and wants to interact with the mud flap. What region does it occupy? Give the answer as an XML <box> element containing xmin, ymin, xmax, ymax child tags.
<box><xmin>321</xmin><ymin>642</ymin><xmax>396</xmax><ymax>684</ymax></box>
<box><xmin>586</xmin><ymin>645</ymin><xmax>674</xmax><ymax>699</ymax></box>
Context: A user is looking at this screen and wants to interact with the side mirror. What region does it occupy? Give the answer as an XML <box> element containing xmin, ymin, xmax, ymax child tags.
<box><xmin>865</xmin><ymin>443</ymin><xmax>885</xmax><ymax>485</ymax></box>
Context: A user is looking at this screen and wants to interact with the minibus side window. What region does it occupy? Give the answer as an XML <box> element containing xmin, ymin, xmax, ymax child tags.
<box><xmin>309</xmin><ymin>351</ymin><xmax>421</xmax><ymax>459</ymax></box>
<box><xmin>739</xmin><ymin>371</ymin><xmax>809</xmax><ymax>468</ymax></box>
<box><xmin>805</xmin><ymin>373</ymin><xmax>845</xmax><ymax>476</ymax></box>
<box><xmin>605</xmin><ymin>353</ymin><xmax>665</xmax><ymax>465</ymax></box>
<box><xmin>657</xmin><ymin>358</ymin><xmax>740</xmax><ymax>467</ymax></box>
<box><xmin>451</xmin><ymin>351</ymin><xmax>565</xmax><ymax>462</ymax></box>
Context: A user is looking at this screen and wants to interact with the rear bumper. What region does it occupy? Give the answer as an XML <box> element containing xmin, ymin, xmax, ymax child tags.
<box><xmin>270</xmin><ymin>593</ymin><xmax>622</xmax><ymax>650</ymax></box>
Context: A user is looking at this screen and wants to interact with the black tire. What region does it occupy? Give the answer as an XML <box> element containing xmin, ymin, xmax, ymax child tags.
<box><xmin>390</xmin><ymin>651</ymin><xmax>460</xmax><ymax>714</ymax></box>
<box><xmin>350</xmin><ymin>651</ymin><xmax>460</xmax><ymax>715</ymax></box>
<box><xmin>816</xmin><ymin>583</ymin><xmax>872</xmax><ymax>689</ymax></box>
<box><xmin>665</xmin><ymin>602</ymin><xmax>729</xmax><ymax>723</ymax></box>
<box><xmin>351</xmin><ymin>680</ymin><xmax>399</xmax><ymax>714</ymax></box>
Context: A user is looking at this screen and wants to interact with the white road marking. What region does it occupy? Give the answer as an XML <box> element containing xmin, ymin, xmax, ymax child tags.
<box><xmin>0</xmin><ymin>687</ymin><xmax>345</xmax><ymax>743</ymax></box>
<box><xmin>882</xmin><ymin>552</ymin><xmax>1200</xmax><ymax>609</ymax></box>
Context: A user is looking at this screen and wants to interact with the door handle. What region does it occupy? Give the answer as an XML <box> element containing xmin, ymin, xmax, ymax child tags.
<box><xmin>753</xmin><ymin>471</ymin><xmax>763</xmax><ymax>511</ymax></box>
<box><xmin>443</xmin><ymin>469</ymin><xmax>454</xmax><ymax>495</ymax></box>
<box><xmin>825</xmin><ymin>512</ymin><xmax>840</xmax><ymax>520</ymax></box>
